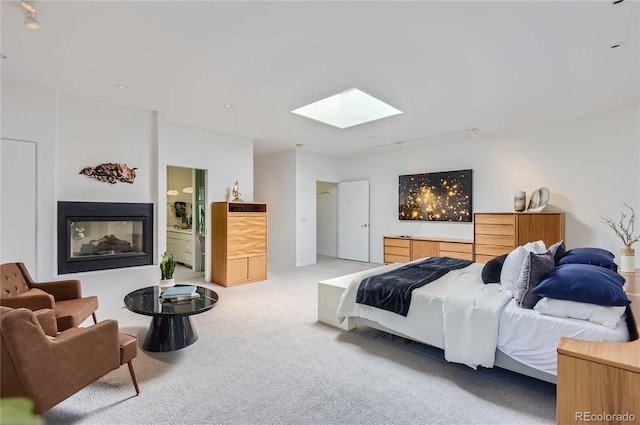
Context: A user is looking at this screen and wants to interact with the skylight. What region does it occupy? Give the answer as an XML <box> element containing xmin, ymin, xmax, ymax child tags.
<box><xmin>291</xmin><ymin>88</ymin><xmax>402</xmax><ymax>129</ymax></box>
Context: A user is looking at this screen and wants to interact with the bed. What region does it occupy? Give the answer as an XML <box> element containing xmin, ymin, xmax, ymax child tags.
<box><xmin>333</xmin><ymin>245</ymin><xmax>634</xmax><ymax>384</ymax></box>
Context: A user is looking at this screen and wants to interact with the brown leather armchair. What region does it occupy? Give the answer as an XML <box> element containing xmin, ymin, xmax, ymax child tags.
<box><xmin>0</xmin><ymin>306</ymin><xmax>139</xmax><ymax>414</ymax></box>
<box><xmin>1</xmin><ymin>262</ymin><xmax>98</xmax><ymax>331</ymax></box>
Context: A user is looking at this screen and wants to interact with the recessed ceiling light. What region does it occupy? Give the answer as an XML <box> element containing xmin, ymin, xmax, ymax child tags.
<box><xmin>223</xmin><ymin>104</ymin><xmax>234</xmax><ymax>109</ymax></box>
<box><xmin>115</xmin><ymin>84</ymin><xmax>127</xmax><ymax>90</ymax></box>
<box><xmin>296</xmin><ymin>143</ymin><xmax>303</xmax><ymax>148</ymax></box>
<box><xmin>291</xmin><ymin>88</ymin><xmax>402</xmax><ymax>129</ymax></box>
<box><xmin>182</xmin><ymin>187</ymin><xmax>193</xmax><ymax>194</ymax></box>
<box><xmin>167</xmin><ymin>190</ymin><xmax>179</xmax><ymax>196</ymax></box>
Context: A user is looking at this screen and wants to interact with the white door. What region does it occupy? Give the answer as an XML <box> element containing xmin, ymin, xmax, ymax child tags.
<box><xmin>1</xmin><ymin>139</ymin><xmax>37</xmax><ymax>270</ymax></box>
<box><xmin>337</xmin><ymin>180</ymin><xmax>370</xmax><ymax>262</ymax></box>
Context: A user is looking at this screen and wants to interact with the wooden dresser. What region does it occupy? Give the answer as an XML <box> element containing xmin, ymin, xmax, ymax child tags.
<box><xmin>556</xmin><ymin>285</ymin><xmax>640</xmax><ymax>424</ymax></box>
<box><xmin>383</xmin><ymin>236</ymin><xmax>473</xmax><ymax>264</ymax></box>
<box><xmin>210</xmin><ymin>202</ymin><xmax>267</xmax><ymax>287</ymax></box>
<box><xmin>473</xmin><ymin>212</ymin><xmax>564</xmax><ymax>263</ymax></box>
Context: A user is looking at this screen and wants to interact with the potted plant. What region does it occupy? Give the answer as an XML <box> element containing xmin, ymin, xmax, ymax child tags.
<box><xmin>601</xmin><ymin>202</ymin><xmax>640</xmax><ymax>273</ymax></box>
<box><xmin>160</xmin><ymin>251</ymin><xmax>176</xmax><ymax>288</ymax></box>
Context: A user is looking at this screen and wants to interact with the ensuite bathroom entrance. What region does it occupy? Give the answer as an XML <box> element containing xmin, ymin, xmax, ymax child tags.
<box><xmin>166</xmin><ymin>166</ymin><xmax>206</xmax><ymax>276</ymax></box>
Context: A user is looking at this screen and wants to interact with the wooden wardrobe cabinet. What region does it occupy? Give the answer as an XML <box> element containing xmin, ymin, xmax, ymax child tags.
<box><xmin>473</xmin><ymin>212</ymin><xmax>564</xmax><ymax>263</ymax></box>
<box><xmin>211</xmin><ymin>202</ymin><xmax>267</xmax><ymax>287</ymax></box>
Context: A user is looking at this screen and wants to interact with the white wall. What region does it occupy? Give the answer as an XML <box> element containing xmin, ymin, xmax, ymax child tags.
<box><xmin>254</xmin><ymin>150</ymin><xmax>296</xmax><ymax>266</ymax></box>
<box><xmin>1</xmin><ymin>79</ymin><xmax>57</xmax><ymax>280</ymax></box>
<box><xmin>339</xmin><ymin>102</ymin><xmax>640</xmax><ymax>264</ymax></box>
<box><xmin>56</xmin><ymin>93</ymin><xmax>156</xmax><ymax>203</ymax></box>
<box><xmin>295</xmin><ymin>150</ymin><xmax>342</xmax><ymax>266</ymax></box>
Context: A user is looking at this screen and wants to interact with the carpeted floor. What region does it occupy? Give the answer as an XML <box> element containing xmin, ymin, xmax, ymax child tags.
<box><xmin>42</xmin><ymin>257</ymin><xmax>556</xmax><ymax>425</ymax></box>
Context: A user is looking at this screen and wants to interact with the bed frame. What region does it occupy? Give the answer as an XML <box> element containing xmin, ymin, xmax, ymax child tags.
<box><xmin>319</xmin><ymin>269</ymin><xmax>639</xmax><ymax>386</ymax></box>
<box><xmin>352</xmin><ymin>317</ymin><xmax>558</xmax><ymax>383</ymax></box>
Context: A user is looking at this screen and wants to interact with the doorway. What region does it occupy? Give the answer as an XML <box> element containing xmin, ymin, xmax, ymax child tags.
<box><xmin>166</xmin><ymin>166</ymin><xmax>206</xmax><ymax>277</ymax></box>
<box><xmin>316</xmin><ymin>180</ymin><xmax>370</xmax><ymax>263</ymax></box>
<box><xmin>316</xmin><ymin>181</ymin><xmax>338</xmax><ymax>258</ymax></box>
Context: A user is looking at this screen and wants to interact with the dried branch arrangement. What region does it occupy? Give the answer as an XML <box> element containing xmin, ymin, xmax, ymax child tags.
<box><xmin>601</xmin><ymin>202</ymin><xmax>640</xmax><ymax>247</ymax></box>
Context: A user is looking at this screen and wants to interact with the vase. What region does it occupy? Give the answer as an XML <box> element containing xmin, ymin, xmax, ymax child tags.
<box><xmin>159</xmin><ymin>278</ymin><xmax>175</xmax><ymax>288</ymax></box>
<box><xmin>514</xmin><ymin>191</ymin><xmax>526</xmax><ymax>212</ymax></box>
<box><xmin>620</xmin><ymin>245</ymin><xmax>635</xmax><ymax>274</ymax></box>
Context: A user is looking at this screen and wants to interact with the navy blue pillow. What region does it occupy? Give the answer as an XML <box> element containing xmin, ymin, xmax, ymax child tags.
<box><xmin>531</xmin><ymin>263</ymin><xmax>629</xmax><ymax>306</ymax></box>
<box><xmin>481</xmin><ymin>254</ymin><xmax>508</xmax><ymax>284</ymax></box>
<box><xmin>557</xmin><ymin>247</ymin><xmax>618</xmax><ymax>272</ymax></box>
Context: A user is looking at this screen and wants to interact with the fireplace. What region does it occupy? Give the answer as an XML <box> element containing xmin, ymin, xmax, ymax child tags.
<box><xmin>58</xmin><ymin>202</ymin><xmax>154</xmax><ymax>274</ymax></box>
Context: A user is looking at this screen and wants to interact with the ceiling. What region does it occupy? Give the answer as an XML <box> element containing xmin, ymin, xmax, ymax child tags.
<box><xmin>1</xmin><ymin>1</ymin><xmax>638</xmax><ymax>157</ymax></box>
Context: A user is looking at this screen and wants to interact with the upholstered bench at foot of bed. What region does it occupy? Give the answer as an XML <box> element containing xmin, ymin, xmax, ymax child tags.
<box><xmin>318</xmin><ymin>275</ymin><xmax>356</xmax><ymax>331</ymax></box>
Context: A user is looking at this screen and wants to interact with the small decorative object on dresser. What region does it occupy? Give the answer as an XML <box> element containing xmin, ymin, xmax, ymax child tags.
<box><xmin>600</xmin><ymin>202</ymin><xmax>639</xmax><ymax>273</ymax></box>
<box><xmin>514</xmin><ymin>190</ymin><xmax>526</xmax><ymax>212</ymax></box>
<box><xmin>526</xmin><ymin>187</ymin><xmax>549</xmax><ymax>212</ymax></box>
<box><xmin>231</xmin><ymin>180</ymin><xmax>243</xmax><ymax>202</ymax></box>
<box><xmin>159</xmin><ymin>251</ymin><xmax>176</xmax><ymax>288</ymax></box>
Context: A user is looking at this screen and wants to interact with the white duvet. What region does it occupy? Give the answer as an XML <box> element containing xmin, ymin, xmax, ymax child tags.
<box><xmin>337</xmin><ymin>261</ymin><xmax>512</xmax><ymax>369</ymax></box>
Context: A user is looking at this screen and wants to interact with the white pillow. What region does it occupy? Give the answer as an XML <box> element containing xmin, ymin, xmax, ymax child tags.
<box><xmin>500</xmin><ymin>241</ymin><xmax>547</xmax><ymax>295</ymax></box>
<box><xmin>534</xmin><ymin>297</ymin><xmax>626</xmax><ymax>329</ymax></box>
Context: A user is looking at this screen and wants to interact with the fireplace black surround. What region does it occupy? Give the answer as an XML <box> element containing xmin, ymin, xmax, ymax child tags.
<box><xmin>58</xmin><ymin>202</ymin><xmax>154</xmax><ymax>274</ymax></box>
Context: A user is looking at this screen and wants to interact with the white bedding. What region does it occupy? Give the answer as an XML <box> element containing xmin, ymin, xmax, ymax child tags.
<box><xmin>337</xmin><ymin>261</ymin><xmax>512</xmax><ymax>369</ymax></box>
<box><xmin>335</xmin><ymin>260</ymin><xmax>630</xmax><ymax>375</ymax></box>
<box><xmin>498</xmin><ymin>299</ymin><xmax>629</xmax><ymax>375</ymax></box>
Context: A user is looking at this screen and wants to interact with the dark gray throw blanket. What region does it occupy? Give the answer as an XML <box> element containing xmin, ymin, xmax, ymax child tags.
<box><xmin>356</xmin><ymin>257</ymin><xmax>473</xmax><ymax>317</ymax></box>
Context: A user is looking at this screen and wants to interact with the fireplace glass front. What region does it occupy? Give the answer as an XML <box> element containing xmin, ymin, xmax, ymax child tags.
<box><xmin>70</xmin><ymin>220</ymin><xmax>144</xmax><ymax>257</ymax></box>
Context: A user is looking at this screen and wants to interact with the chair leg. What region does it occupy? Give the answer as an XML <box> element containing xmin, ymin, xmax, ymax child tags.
<box><xmin>92</xmin><ymin>312</ymin><xmax>97</xmax><ymax>324</ymax></box>
<box><xmin>127</xmin><ymin>361</ymin><xmax>140</xmax><ymax>395</ymax></box>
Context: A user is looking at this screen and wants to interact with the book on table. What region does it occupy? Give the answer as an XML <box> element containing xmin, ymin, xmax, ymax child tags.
<box><xmin>161</xmin><ymin>285</ymin><xmax>198</xmax><ymax>299</ymax></box>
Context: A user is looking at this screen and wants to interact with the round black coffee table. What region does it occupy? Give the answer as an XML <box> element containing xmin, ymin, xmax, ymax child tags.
<box><xmin>124</xmin><ymin>285</ymin><xmax>218</xmax><ymax>352</ymax></box>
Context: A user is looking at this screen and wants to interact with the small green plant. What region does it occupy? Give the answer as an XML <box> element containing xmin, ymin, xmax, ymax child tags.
<box><xmin>160</xmin><ymin>251</ymin><xmax>176</xmax><ymax>280</ymax></box>
<box><xmin>601</xmin><ymin>202</ymin><xmax>640</xmax><ymax>247</ymax></box>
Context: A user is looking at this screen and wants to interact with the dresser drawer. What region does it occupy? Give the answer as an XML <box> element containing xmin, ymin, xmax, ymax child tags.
<box><xmin>384</xmin><ymin>237</ymin><xmax>410</xmax><ymax>248</ymax></box>
<box><xmin>384</xmin><ymin>254</ymin><xmax>410</xmax><ymax>264</ymax></box>
<box><xmin>474</xmin><ymin>234</ymin><xmax>514</xmax><ymax>247</ymax></box>
<box><xmin>439</xmin><ymin>242</ymin><xmax>473</xmax><ymax>254</ymax></box>
<box><xmin>475</xmin><ymin>245</ymin><xmax>513</xmax><ymax>257</ymax></box>
<box><xmin>475</xmin><ymin>224</ymin><xmax>515</xmax><ymax>236</ymax></box>
<box><xmin>475</xmin><ymin>214</ymin><xmax>515</xmax><ymax>225</ymax></box>
<box><xmin>385</xmin><ymin>245</ymin><xmax>410</xmax><ymax>257</ymax></box>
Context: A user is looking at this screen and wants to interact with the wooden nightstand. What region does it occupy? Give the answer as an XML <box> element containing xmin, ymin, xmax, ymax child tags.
<box><xmin>556</xmin><ymin>291</ymin><xmax>640</xmax><ymax>424</ymax></box>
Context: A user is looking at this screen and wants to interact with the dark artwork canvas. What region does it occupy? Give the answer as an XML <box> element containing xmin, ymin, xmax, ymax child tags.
<box><xmin>399</xmin><ymin>169</ymin><xmax>472</xmax><ymax>222</ymax></box>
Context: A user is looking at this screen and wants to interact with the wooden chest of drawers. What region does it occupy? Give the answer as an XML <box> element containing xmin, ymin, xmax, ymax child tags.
<box><xmin>473</xmin><ymin>212</ymin><xmax>564</xmax><ymax>263</ymax></box>
<box><xmin>383</xmin><ymin>236</ymin><xmax>473</xmax><ymax>263</ymax></box>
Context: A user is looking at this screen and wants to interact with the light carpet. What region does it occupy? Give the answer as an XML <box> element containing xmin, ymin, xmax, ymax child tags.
<box><xmin>42</xmin><ymin>257</ymin><xmax>556</xmax><ymax>425</ymax></box>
